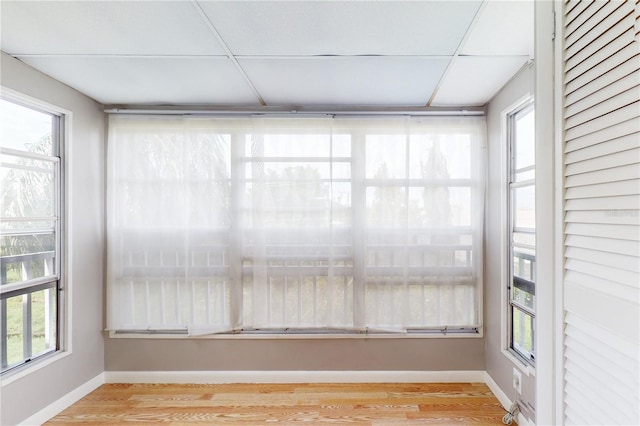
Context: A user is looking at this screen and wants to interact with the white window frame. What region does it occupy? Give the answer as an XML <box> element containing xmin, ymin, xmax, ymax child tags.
<box><xmin>0</xmin><ymin>90</ymin><xmax>68</xmax><ymax>377</ymax></box>
<box><xmin>502</xmin><ymin>97</ymin><xmax>536</xmax><ymax>369</ymax></box>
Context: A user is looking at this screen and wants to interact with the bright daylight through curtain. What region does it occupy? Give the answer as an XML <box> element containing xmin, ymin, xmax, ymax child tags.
<box><xmin>107</xmin><ymin>116</ymin><xmax>485</xmax><ymax>334</ymax></box>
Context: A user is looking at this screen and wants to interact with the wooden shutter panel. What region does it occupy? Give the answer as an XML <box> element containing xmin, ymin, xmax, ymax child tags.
<box><xmin>562</xmin><ymin>0</ymin><xmax>640</xmax><ymax>424</ymax></box>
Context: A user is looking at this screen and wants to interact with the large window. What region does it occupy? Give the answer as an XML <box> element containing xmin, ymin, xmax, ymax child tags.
<box><xmin>0</xmin><ymin>97</ymin><xmax>63</xmax><ymax>373</ymax></box>
<box><xmin>507</xmin><ymin>101</ymin><xmax>535</xmax><ymax>363</ymax></box>
<box><xmin>107</xmin><ymin>116</ymin><xmax>484</xmax><ymax>335</ymax></box>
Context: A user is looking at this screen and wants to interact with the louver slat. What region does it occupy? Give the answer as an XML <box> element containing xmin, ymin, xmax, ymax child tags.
<box><xmin>564</xmin><ymin>146</ymin><xmax>640</xmax><ymax>175</ymax></box>
<box><xmin>565</xmin><ymin>43</ymin><xmax>639</xmax><ymax>95</ymax></box>
<box><xmin>565</xmin><ymin>0</ymin><xmax>596</xmax><ymax>26</ymax></box>
<box><xmin>565</xmin><ymin>1</ymin><xmax>625</xmax><ymax>49</ymax></box>
<box><xmin>565</xmin><ymin>234</ymin><xmax>640</xmax><ymax>257</ymax></box>
<box><xmin>562</xmin><ymin>1</ymin><xmax>640</xmax><ymax>424</ymax></box>
<box><xmin>566</xmin><ymin>57</ymin><xmax>640</xmax><ymax>108</ymax></box>
<box><xmin>565</xmin><ymin>117</ymin><xmax>640</xmax><ymax>152</ymax></box>
<box><xmin>566</xmin><ymin>3</ymin><xmax>634</xmax><ymax>66</ymax></box>
<box><xmin>566</xmin><ymin>14</ymin><xmax>636</xmax><ymax>72</ymax></box>
<box><xmin>565</xmin><ymin>133</ymin><xmax>639</xmax><ymax>163</ymax></box>
<box><xmin>564</xmin><ymin>178</ymin><xmax>640</xmax><ymax>199</ymax></box>
<box><xmin>565</xmin><ymin>270</ymin><xmax>640</xmax><ymax>302</ymax></box>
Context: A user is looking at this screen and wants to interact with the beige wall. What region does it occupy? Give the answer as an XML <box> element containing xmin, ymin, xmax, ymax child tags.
<box><xmin>0</xmin><ymin>52</ymin><xmax>106</xmax><ymax>426</ymax></box>
<box><xmin>485</xmin><ymin>62</ymin><xmax>536</xmax><ymax>420</ymax></box>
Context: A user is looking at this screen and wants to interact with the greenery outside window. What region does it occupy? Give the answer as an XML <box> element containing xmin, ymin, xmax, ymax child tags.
<box><xmin>507</xmin><ymin>100</ymin><xmax>535</xmax><ymax>364</ymax></box>
<box><xmin>0</xmin><ymin>97</ymin><xmax>63</xmax><ymax>374</ymax></box>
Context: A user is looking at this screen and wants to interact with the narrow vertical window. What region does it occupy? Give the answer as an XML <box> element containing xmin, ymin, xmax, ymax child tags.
<box><xmin>0</xmin><ymin>97</ymin><xmax>63</xmax><ymax>373</ymax></box>
<box><xmin>507</xmin><ymin>101</ymin><xmax>535</xmax><ymax>364</ymax></box>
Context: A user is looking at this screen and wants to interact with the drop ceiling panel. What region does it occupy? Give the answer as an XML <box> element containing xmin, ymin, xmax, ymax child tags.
<box><xmin>199</xmin><ymin>0</ymin><xmax>482</xmax><ymax>56</ymax></box>
<box><xmin>17</xmin><ymin>57</ymin><xmax>259</xmax><ymax>105</ymax></box>
<box><xmin>431</xmin><ymin>56</ymin><xmax>529</xmax><ymax>107</ymax></box>
<box><xmin>460</xmin><ymin>0</ymin><xmax>534</xmax><ymax>57</ymax></box>
<box><xmin>239</xmin><ymin>57</ymin><xmax>450</xmax><ymax>106</ymax></box>
<box><xmin>0</xmin><ymin>1</ymin><xmax>226</xmax><ymax>55</ymax></box>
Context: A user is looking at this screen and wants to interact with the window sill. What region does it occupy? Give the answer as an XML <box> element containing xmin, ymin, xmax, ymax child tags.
<box><xmin>502</xmin><ymin>348</ymin><xmax>536</xmax><ymax>377</ymax></box>
<box><xmin>108</xmin><ymin>329</ymin><xmax>484</xmax><ymax>340</ymax></box>
<box><xmin>0</xmin><ymin>350</ymin><xmax>71</xmax><ymax>387</ymax></box>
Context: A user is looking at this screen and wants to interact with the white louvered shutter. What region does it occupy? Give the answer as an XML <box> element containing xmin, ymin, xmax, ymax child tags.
<box><xmin>562</xmin><ymin>1</ymin><xmax>640</xmax><ymax>425</ymax></box>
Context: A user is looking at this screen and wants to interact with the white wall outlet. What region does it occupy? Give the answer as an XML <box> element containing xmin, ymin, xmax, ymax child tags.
<box><xmin>513</xmin><ymin>367</ymin><xmax>522</xmax><ymax>394</ymax></box>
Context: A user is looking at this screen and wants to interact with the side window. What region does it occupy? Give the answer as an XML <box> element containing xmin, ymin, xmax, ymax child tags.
<box><xmin>507</xmin><ymin>100</ymin><xmax>535</xmax><ymax>364</ymax></box>
<box><xmin>0</xmin><ymin>97</ymin><xmax>63</xmax><ymax>373</ymax></box>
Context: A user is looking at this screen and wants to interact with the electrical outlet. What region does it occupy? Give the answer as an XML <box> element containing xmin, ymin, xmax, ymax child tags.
<box><xmin>512</xmin><ymin>368</ymin><xmax>522</xmax><ymax>394</ymax></box>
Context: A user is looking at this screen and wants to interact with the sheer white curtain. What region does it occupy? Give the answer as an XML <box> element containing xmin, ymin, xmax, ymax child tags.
<box><xmin>107</xmin><ymin>115</ymin><xmax>485</xmax><ymax>334</ymax></box>
<box><xmin>107</xmin><ymin>116</ymin><xmax>234</xmax><ymax>333</ymax></box>
<box><xmin>356</xmin><ymin>117</ymin><xmax>485</xmax><ymax>329</ymax></box>
<box><xmin>243</xmin><ymin>118</ymin><xmax>353</xmax><ymax>329</ymax></box>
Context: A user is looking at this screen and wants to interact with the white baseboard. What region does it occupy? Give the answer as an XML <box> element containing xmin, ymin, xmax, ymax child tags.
<box><xmin>484</xmin><ymin>372</ymin><xmax>533</xmax><ymax>426</ymax></box>
<box><xmin>105</xmin><ymin>370</ymin><xmax>486</xmax><ymax>384</ymax></box>
<box><xmin>18</xmin><ymin>372</ymin><xmax>105</xmax><ymax>426</ymax></box>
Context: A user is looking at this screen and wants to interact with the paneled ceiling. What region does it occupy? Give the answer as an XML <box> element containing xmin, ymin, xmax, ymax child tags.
<box><xmin>0</xmin><ymin>0</ymin><xmax>534</xmax><ymax>108</ymax></box>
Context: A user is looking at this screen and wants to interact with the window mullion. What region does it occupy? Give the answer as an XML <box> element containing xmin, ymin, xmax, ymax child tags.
<box><xmin>22</xmin><ymin>292</ymin><xmax>32</xmax><ymax>359</ymax></box>
<box><xmin>351</xmin><ymin>131</ymin><xmax>365</xmax><ymax>328</ymax></box>
<box><xmin>229</xmin><ymin>132</ymin><xmax>244</xmax><ymax>330</ymax></box>
<box><xmin>1</xmin><ymin>299</ymin><xmax>7</xmax><ymax>368</ymax></box>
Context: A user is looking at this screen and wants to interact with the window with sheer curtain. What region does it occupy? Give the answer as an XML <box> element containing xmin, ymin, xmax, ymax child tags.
<box><xmin>107</xmin><ymin>115</ymin><xmax>485</xmax><ymax>335</ymax></box>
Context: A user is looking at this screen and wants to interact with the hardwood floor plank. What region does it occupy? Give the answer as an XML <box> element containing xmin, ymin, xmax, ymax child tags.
<box><xmin>45</xmin><ymin>383</ymin><xmax>507</xmax><ymax>425</ymax></box>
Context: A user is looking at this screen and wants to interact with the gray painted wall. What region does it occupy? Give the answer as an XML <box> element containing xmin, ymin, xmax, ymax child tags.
<box><xmin>0</xmin><ymin>52</ymin><xmax>106</xmax><ymax>426</ymax></box>
<box><xmin>105</xmin><ymin>337</ymin><xmax>484</xmax><ymax>371</ymax></box>
<box><xmin>485</xmin><ymin>62</ymin><xmax>536</xmax><ymax>420</ymax></box>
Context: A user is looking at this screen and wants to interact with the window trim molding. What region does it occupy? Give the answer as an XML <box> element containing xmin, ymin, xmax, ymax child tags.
<box><xmin>0</xmin><ymin>86</ymin><xmax>72</xmax><ymax>378</ymax></box>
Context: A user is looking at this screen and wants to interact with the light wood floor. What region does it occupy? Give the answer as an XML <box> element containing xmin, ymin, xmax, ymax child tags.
<box><xmin>46</xmin><ymin>383</ymin><xmax>508</xmax><ymax>425</ymax></box>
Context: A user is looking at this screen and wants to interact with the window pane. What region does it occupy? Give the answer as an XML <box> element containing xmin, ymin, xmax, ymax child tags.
<box><xmin>408</xmin><ymin>187</ymin><xmax>471</xmax><ymax>227</ymax></box>
<box><xmin>31</xmin><ymin>287</ymin><xmax>57</xmax><ymax>357</ymax></box>
<box><xmin>0</xmin><ymin>99</ymin><xmax>53</xmax><ymax>155</ymax></box>
<box><xmin>512</xmin><ymin>306</ymin><xmax>534</xmax><ymax>360</ymax></box>
<box><xmin>4</xmin><ymin>294</ymin><xmax>24</xmax><ymax>367</ymax></box>
<box><xmin>515</xmin><ymin>108</ymin><xmax>535</xmax><ymax>170</ymax></box>
<box><xmin>513</xmin><ymin>232</ymin><xmax>535</xmax><ymax>247</ymax></box>
<box><xmin>262</xmin><ymin>134</ymin><xmax>330</xmax><ymax>157</ymax></box>
<box><xmin>1</xmin><ymin>233</ymin><xmax>56</xmax><ymax>285</ymax></box>
<box><xmin>512</xmin><ymin>249</ymin><xmax>535</xmax><ymax>281</ymax></box>
<box><xmin>332</xmin><ymin>134</ymin><xmax>351</xmax><ymax>157</ymax></box>
<box><xmin>512</xmin><ymin>282</ymin><xmax>535</xmax><ymax>310</ymax></box>
<box><xmin>409</xmin><ymin>134</ymin><xmax>471</xmax><ymax>179</ymax></box>
<box><xmin>331</xmin><ymin>182</ymin><xmax>352</xmax><ymax>226</ymax></box>
<box><xmin>1</xmin><ymin>154</ymin><xmax>56</xmax><ymax>219</ymax></box>
<box><xmin>366</xmin><ymin>135</ymin><xmax>406</xmax><ymax>179</ymax></box>
<box><xmin>366</xmin><ymin>186</ymin><xmax>406</xmax><ymax>227</ymax></box>
<box><xmin>514</xmin><ymin>185</ymin><xmax>536</xmax><ymax>229</ymax></box>
<box><xmin>515</xmin><ymin>169</ymin><xmax>535</xmax><ymax>182</ymax></box>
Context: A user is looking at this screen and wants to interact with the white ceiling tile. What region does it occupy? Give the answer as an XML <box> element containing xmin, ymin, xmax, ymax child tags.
<box><xmin>17</xmin><ymin>57</ymin><xmax>260</xmax><ymax>105</ymax></box>
<box><xmin>431</xmin><ymin>56</ymin><xmax>529</xmax><ymax>107</ymax></box>
<box><xmin>238</xmin><ymin>57</ymin><xmax>450</xmax><ymax>106</ymax></box>
<box><xmin>200</xmin><ymin>1</ymin><xmax>482</xmax><ymax>56</ymax></box>
<box><xmin>0</xmin><ymin>1</ymin><xmax>226</xmax><ymax>55</ymax></box>
<box><xmin>459</xmin><ymin>0</ymin><xmax>534</xmax><ymax>57</ymax></box>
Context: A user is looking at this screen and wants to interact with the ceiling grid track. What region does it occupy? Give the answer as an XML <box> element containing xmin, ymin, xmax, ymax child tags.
<box><xmin>425</xmin><ymin>1</ymin><xmax>486</xmax><ymax>107</ymax></box>
<box><xmin>191</xmin><ymin>0</ymin><xmax>267</xmax><ymax>106</ymax></box>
